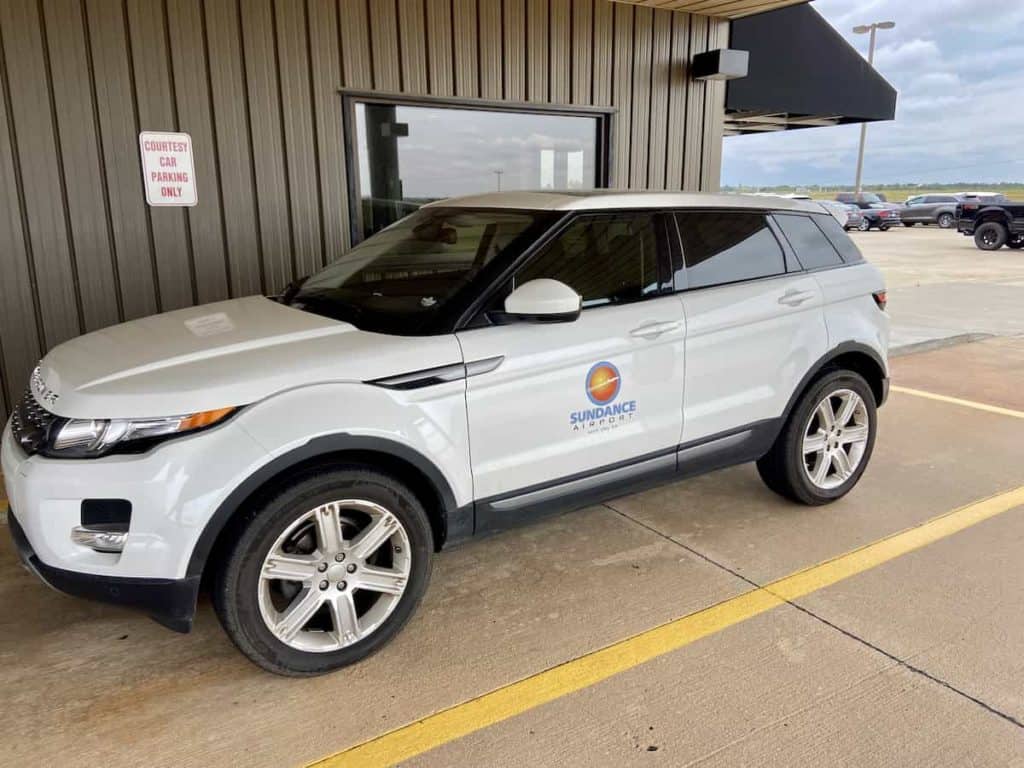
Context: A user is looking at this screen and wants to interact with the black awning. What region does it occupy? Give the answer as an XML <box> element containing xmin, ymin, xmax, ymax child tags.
<box><xmin>724</xmin><ymin>4</ymin><xmax>897</xmax><ymax>135</ymax></box>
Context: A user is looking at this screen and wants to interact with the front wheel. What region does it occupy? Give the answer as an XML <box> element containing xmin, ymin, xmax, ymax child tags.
<box><xmin>757</xmin><ymin>370</ymin><xmax>877</xmax><ymax>505</ymax></box>
<box><xmin>903</xmin><ymin>222</ymin><xmax>916</xmax><ymax>227</ymax></box>
<box><xmin>214</xmin><ymin>467</ymin><xmax>433</xmax><ymax>676</ymax></box>
<box><xmin>974</xmin><ymin>221</ymin><xmax>1008</xmax><ymax>250</ymax></box>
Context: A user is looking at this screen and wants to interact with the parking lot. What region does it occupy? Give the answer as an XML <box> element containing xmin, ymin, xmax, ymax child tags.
<box><xmin>2</xmin><ymin>226</ymin><xmax>1023</xmax><ymax>767</ymax></box>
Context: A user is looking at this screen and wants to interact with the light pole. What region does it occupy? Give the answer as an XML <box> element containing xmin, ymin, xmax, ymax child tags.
<box><xmin>852</xmin><ymin>20</ymin><xmax>895</xmax><ymax>194</ymax></box>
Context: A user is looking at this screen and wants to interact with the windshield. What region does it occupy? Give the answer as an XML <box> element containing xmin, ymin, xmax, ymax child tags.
<box><xmin>285</xmin><ymin>207</ymin><xmax>560</xmax><ymax>334</ymax></box>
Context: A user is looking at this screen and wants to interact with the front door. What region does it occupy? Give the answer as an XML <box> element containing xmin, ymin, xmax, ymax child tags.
<box><xmin>457</xmin><ymin>212</ymin><xmax>685</xmax><ymax>508</ymax></box>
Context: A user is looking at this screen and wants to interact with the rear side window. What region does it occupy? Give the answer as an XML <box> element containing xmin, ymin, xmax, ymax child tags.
<box><xmin>675</xmin><ymin>211</ymin><xmax>785</xmax><ymax>289</ymax></box>
<box><xmin>812</xmin><ymin>213</ymin><xmax>864</xmax><ymax>264</ymax></box>
<box><xmin>774</xmin><ymin>213</ymin><xmax>842</xmax><ymax>270</ymax></box>
<box><xmin>514</xmin><ymin>213</ymin><xmax>672</xmax><ymax>308</ymax></box>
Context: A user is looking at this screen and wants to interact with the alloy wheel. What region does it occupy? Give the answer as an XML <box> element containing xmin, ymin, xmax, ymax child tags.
<box><xmin>802</xmin><ymin>389</ymin><xmax>870</xmax><ymax>490</ymax></box>
<box><xmin>858</xmin><ymin>219</ymin><xmax>870</xmax><ymax>231</ymax></box>
<box><xmin>257</xmin><ymin>499</ymin><xmax>411</xmax><ymax>652</ymax></box>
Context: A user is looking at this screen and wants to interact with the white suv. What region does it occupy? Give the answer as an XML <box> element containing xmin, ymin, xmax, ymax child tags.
<box><xmin>2</xmin><ymin>192</ymin><xmax>889</xmax><ymax>676</ymax></box>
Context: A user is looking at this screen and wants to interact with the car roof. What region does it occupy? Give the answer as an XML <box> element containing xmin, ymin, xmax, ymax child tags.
<box><xmin>421</xmin><ymin>190</ymin><xmax>824</xmax><ymax>214</ymax></box>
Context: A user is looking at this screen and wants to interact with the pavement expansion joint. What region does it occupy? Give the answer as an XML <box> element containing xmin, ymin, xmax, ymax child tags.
<box><xmin>602</xmin><ymin>502</ymin><xmax>1024</xmax><ymax>733</ymax></box>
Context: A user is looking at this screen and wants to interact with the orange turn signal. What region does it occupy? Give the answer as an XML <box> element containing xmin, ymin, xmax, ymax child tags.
<box><xmin>179</xmin><ymin>407</ymin><xmax>236</xmax><ymax>431</ymax></box>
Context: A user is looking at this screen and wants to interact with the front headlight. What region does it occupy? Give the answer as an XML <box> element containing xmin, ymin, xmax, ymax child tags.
<box><xmin>46</xmin><ymin>407</ymin><xmax>236</xmax><ymax>458</ymax></box>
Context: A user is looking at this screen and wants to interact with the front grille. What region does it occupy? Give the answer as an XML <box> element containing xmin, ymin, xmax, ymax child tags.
<box><xmin>10</xmin><ymin>386</ymin><xmax>59</xmax><ymax>456</ymax></box>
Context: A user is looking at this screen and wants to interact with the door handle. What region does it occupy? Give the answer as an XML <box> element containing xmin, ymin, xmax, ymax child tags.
<box><xmin>778</xmin><ymin>289</ymin><xmax>814</xmax><ymax>307</ymax></box>
<box><xmin>630</xmin><ymin>320</ymin><xmax>682</xmax><ymax>339</ymax></box>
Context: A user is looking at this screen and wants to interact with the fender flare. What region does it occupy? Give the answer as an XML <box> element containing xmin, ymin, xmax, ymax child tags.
<box><xmin>779</xmin><ymin>342</ymin><xmax>889</xmax><ymax>427</ymax></box>
<box><xmin>185</xmin><ymin>433</ymin><xmax>467</xmax><ymax>578</ymax></box>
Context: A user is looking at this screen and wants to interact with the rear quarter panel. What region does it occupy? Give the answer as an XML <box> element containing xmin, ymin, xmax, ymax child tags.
<box><xmin>812</xmin><ymin>263</ymin><xmax>890</xmax><ymax>371</ymax></box>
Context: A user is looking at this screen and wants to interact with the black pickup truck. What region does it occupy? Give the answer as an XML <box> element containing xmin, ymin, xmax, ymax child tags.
<box><xmin>956</xmin><ymin>195</ymin><xmax>1024</xmax><ymax>250</ymax></box>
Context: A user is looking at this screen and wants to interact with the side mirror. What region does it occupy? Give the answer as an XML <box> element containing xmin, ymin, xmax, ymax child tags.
<box><xmin>503</xmin><ymin>278</ymin><xmax>581</xmax><ymax>323</ymax></box>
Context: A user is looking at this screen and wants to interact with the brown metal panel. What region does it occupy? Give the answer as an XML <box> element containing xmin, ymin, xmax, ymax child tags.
<box><xmin>478</xmin><ymin>0</ymin><xmax>502</xmax><ymax>99</ymax></box>
<box><xmin>549</xmin><ymin>0</ymin><xmax>570</xmax><ymax>104</ymax></box>
<box><xmin>610</xmin><ymin>1</ymin><xmax>632</xmax><ymax>185</ymax></box>
<box><xmin>591</xmin><ymin>0</ymin><xmax>612</xmax><ymax>105</ymax></box>
<box><xmin>646</xmin><ymin>7</ymin><xmax>671</xmax><ymax>189</ymax></box>
<box><xmin>85</xmin><ymin>0</ymin><xmax>159</xmax><ymax>320</ymax></box>
<box><xmin>369</xmin><ymin>0</ymin><xmax>401</xmax><ymax>92</ymax></box>
<box><xmin>453</xmin><ymin>0</ymin><xmax>479</xmax><ymax>98</ymax></box>
<box><xmin>663</xmin><ymin>9</ymin><xmax>690</xmax><ymax>189</ymax></box>
<box><xmin>340</xmin><ymin>0</ymin><xmax>373</xmax><ymax>89</ymax></box>
<box><xmin>167</xmin><ymin>0</ymin><xmax>230</xmax><ymax>305</ymax></box>
<box><xmin>628</xmin><ymin>5</ymin><xmax>652</xmax><ymax>188</ymax></box>
<box><xmin>308</xmin><ymin>0</ymin><xmax>349</xmax><ymax>257</ymax></box>
<box><xmin>0</xmin><ymin>33</ymin><xmax>43</xmax><ymax>411</ymax></box>
<box><xmin>203</xmin><ymin>0</ymin><xmax>264</xmax><ymax>296</ymax></box>
<box><xmin>425</xmin><ymin>0</ymin><xmax>454</xmax><ymax>96</ymax></box>
<box><xmin>0</xmin><ymin>0</ymin><xmax>81</xmax><ymax>348</ymax></box>
<box><xmin>682</xmin><ymin>13</ymin><xmax>706</xmax><ymax>191</ymax></box>
<box><xmin>700</xmin><ymin>17</ymin><xmax>728</xmax><ymax>191</ymax></box>
<box><xmin>570</xmin><ymin>0</ymin><xmax>592</xmax><ymax>105</ymax></box>
<box><xmin>40</xmin><ymin>0</ymin><xmax>121</xmax><ymax>333</ymax></box>
<box><xmin>274</xmin><ymin>0</ymin><xmax>323</xmax><ymax>279</ymax></box>
<box><xmin>126</xmin><ymin>0</ymin><xmax>196</xmax><ymax>310</ymax></box>
<box><xmin>526</xmin><ymin>0</ymin><xmax>548</xmax><ymax>101</ymax></box>
<box><xmin>240</xmin><ymin>0</ymin><xmax>294</xmax><ymax>294</ymax></box>
<box><xmin>397</xmin><ymin>0</ymin><xmax>429</xmax><ymax>95</ymax></box>
<box><xmin>503</xmin><ymin>0</ymin><xmax>526</xmax><ymax>102</ymax></box>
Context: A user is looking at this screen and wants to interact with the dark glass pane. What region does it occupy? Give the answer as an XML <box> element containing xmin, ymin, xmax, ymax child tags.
<box><xmin>775</xmin><ymin>213</ymin><xmax>842</xmax><ymax>270</ymax></box>
<box><xmin>813</xmin><ymin>213</ymin><xmax>864</xmax><ymax>264</ymax></box>
<box><xmin>515</xmin><ymin>214</ymin><xmax>668</xmax><ymax>308</ymax></box>
<box><xmin>288</xmin><ymin>207</ymin><xmax>558</xmax><ymax>334</ymax></box>
<box><xmin>676</xmin><ymin>212</ymin><xmax>785</xmax><ymax>289</ymax></box>
<box><xmin>354</xmin><ymin>102</ymin><xmax>601</xmax><ymax>237</ymax></box>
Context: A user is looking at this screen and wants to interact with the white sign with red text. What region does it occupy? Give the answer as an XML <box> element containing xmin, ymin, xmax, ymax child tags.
<box><xmin>139</xmin><ymin>131</ymin><xmax>197</xmax><ymax>207</ymax></box>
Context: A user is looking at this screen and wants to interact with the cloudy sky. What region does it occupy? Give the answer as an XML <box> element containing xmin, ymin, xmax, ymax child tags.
<box><xmin>722</xmin><ymin>0</ymin><xmax>1024</xmax><ymax>187</ymax></box>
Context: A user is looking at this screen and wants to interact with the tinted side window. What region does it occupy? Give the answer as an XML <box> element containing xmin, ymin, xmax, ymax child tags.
<box><xmin>813</xmin><ymin>213</ymin><xmax>864</xmax><ymax>264</ymax></box>
<box><xmin>514</xmin><ymin>213</ymin><xmax>671</xmax><ymax>308</ymax></box>
<box><xmin>774</xmin><ymin>213</ymin><xmax>842</xmax><ymax>270</ymax></box>
<box><xmin>675</xmin><ymin>211</ymin><xmax>785</xmax><ymax>289</ymax></box>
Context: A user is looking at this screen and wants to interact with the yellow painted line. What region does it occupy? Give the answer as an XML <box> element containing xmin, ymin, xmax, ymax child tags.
<box><xmin>309</xmin><ymin>485</ymin><xmax>1024</xmax><ymax>768</ymax></box>
<box><xmin>891</xmin><ymin>385</ymin><xmax>1024</xmax><ymax>420</ymax></box>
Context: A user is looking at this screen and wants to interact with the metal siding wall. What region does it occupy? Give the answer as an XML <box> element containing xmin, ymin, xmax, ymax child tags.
<box><xmin>0</xmin><ymin>0</ymin><xmax>726</xmax><ymax>419</ymax></box>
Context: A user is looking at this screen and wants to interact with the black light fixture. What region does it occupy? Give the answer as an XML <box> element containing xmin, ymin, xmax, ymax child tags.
<box><xmin>692</xmin><ymin>48</ymin><xmax>750</xmax><ymax>81</ymax></box>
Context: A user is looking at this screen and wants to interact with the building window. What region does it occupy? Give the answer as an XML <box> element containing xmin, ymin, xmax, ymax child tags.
<box><xmin>345</xmin><ymin>95</ymin><xmax>610</xmax><ymax>242</ymax></box>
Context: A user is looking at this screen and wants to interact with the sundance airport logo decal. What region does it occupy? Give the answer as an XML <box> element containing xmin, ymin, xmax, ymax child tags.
<box><xmin>570</xmin><ymin>361</ymin><xmax>638</xmax><ymax>434</ymax></box>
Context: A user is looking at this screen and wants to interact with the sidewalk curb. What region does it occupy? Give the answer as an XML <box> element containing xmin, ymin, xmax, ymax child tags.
<box><xmin>890</xmin><ymin>333</ymin><xmax>993</xmax><ymax>358</ymax></box>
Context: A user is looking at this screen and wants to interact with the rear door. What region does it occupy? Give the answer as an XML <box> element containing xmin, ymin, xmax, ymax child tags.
<box><xmin>457</xmin><ymin>212</ymin><xmax>685</xmax><ymax>508</ymax></box>
<box><xmin>675</xmin><ymin>210</ymin><xmax>828</xmax><ymax>444</ymax></box>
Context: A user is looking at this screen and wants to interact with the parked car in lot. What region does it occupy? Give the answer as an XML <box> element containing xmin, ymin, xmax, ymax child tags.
<box><xmin>857</xmin><ymin>203</ymin><xmax>901</xmax><ymax>231</ymax></box>
<box><xmin>841</xmin><ymin>203</ymin><xmax>865</xmax><ymax>231</ymax></box>
<box><xmin>836</xmin><ymin>192</ymin><xmax>886</xmax><ymax>209</ymax></box>
<box><xmin>901</xmin><ymin>194</ymin><xmax>960</xmax><ymax>228</ymax></box>
<box><xmin>956</xmin><ymin>196</ymin><xmax>1024</xmax><ymax>250</ymax></box>
<box><xmin>3</xmin><ymin>192</ymin><xmax>890</xmax><ymax>676</ymax></box>
<box><xmin>817</xmin><ymin>200</ymin><xmax>852</xmax><ymax>228</ymax></box>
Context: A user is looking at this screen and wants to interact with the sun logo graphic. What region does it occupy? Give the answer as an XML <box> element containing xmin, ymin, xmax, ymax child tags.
<box><xmin>586</xmin><ymin>362</ymin><xmax>621</xmax><ymax>405</ymax></box>
<box><xmin>571</xmin><ymin>361</ymin><xmax>637</xmax><ymax>432</ymax></box>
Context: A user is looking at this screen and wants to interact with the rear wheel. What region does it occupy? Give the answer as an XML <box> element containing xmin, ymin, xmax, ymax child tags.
<box><xmin>879</xmin><ymin>224</ymin><xmax>890</xmax><ymax>231</ymax></box>
<box><xmin>757</xmin><ymin>370</ymin><xmax>877</xmax><ymax>505</ymax></box>
<box><xmin>937</xmin><ymin>212</ymin><xmax>954</xmax><ymax>228</ymax></box>
<box><xmin>974</xmin><ymin>221</ymin><xmax>1008</xmax><ymax>250</ymax></box>
<box><xmin>857</xmin><ymin>219</ymin><xmax>871</xmax><ymax>232</ymax></box>
<box><xmin>1008</xmin><ymin>236</ymin><xmax>1024</xmax><ymax>250</ymax></box>
<box><xmin>214</xmin><ymin>467</ymin><xmax>433</xmax><ymax>676</ymax></box>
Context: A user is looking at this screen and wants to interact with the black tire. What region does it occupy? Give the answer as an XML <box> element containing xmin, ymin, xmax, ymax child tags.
<box><xmin>974</xmin><ymin>221</ymin><xmax>1008</xmax><ymax>251</ymax></box>
<box><xmin>937</xmin><ymin>212</ymin><xmax>954</xmax><ymax>229</ymax></box>
<box><xmin>902</xmin><ymin>222</ymin><xmax>916</xmax><ymax>227</ymax></box>
<box><xmin>857</xmin><ymin>219</ymin><xmax>871</xmax><ymax>232</ymax></box>
<box><xmin>1008</xmin><ymin>237</ymin><xmax>1024</xmax><ymax>250</ymax></box>
<box><xmin>879</xmin><ymin>224</ymin><xmax>890</xmax><ymax>232</ymax></box>
<box><xmin>757</xmin><ymin>370</ymin><xmax>877</xmax><ymax>506</ymax></box>
<box><xmin>213</xmin><ymin>466</ymin><xmax>433</xmax><ymax>676</ymax></box>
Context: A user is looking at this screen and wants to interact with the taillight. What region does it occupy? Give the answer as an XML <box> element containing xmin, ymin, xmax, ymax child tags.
<box><xmin>879</xmin><ymin>210</ymin><xmax>890</xmax><ymax>218</ymax></box>
<box><xmin>872</xmin><ymin>290</ymin><xmax>887</xmax><ymax>311</ymax></box>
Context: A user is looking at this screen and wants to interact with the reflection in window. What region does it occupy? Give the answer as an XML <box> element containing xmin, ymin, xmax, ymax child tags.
<box><xmin>676</xmin><ymin>212</ymin><xmax>785</xmax><ymax>289</ymax></box>
<box><xmin>515</xmin><ymin>214</ymin><xmax>669</xmax><ymax>308</ymax></box>
<box><xmin>354</xmin><ymin>102</ymin><xmax>602</xmax><ymax>238</ymax></box>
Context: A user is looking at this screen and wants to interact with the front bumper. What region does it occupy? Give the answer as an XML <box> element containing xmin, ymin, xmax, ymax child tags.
<box><xmin>8</xmin><ymin>509</ymin><xmax>199</xmax><ymax>632</ymax></box>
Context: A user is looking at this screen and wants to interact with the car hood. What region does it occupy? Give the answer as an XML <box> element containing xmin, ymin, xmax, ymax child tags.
<box><xmin>34</xmin><ymin>296</ymin><xmax>462</xmax><ymax>418</ymax></box>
